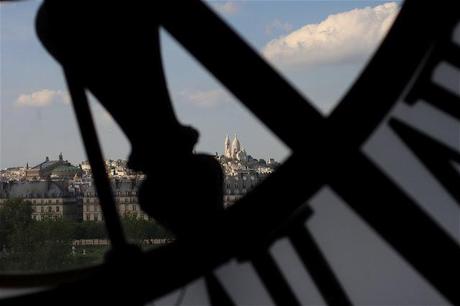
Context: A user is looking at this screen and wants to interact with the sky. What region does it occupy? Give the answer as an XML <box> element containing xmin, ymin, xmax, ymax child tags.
<box><xmin>0</xmin><ymin>0</ymin><xmax>401</xmax><ymax>168</ymax></box>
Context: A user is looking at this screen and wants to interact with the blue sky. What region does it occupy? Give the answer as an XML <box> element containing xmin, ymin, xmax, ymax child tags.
<box><xmin>0</xmin><ymin>1</ymin><xmax>400</xmax><ymax>168</ymax></box>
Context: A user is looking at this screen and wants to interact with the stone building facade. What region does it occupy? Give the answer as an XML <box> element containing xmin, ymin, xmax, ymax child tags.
<box><xmin>0</xmin><ymin>180</ymin><xmax>81</xmax><ymax>221</ymax></box>
<box><xmin>82</xmin><ymin>179</ymin><xmax>148</xmax><ymax>222</ymax></box>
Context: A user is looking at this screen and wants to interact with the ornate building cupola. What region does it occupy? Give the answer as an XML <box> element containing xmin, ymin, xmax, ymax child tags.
<box><xmin>224</xmin><ymin>135</ymin><xmax>231</xmax><ymax>158</ymax></box>
<box><xmin>231</xmin><ymin>134</ymin><xmax>241</xmax><ymax>159</ymax></box>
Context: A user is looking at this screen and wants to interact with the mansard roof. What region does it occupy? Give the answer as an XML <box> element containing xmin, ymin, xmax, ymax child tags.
<box><xmin>81</xmin><ymin>179</ymin><xmax>141</xmax><ymax>196</ymax></box>
<box><xmin>51</xmin><ymin>164</ymin><xmax>81</xmax><ymax>174</ymax></box>
<box><xmin>0</xmin><ymin>180</ymin><xmax>71</xmax><ymax>199</ymax></box>
<box><xmin>32</xmin><ymin>160</ymin><xmax>61</xmax><ymax>170</ymax></box>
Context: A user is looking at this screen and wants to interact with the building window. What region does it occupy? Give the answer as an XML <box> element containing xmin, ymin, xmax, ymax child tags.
<box><xmin>56</xmin><ymin>206</ymin><xmax>60</xmax><ymax>212</ymax></box>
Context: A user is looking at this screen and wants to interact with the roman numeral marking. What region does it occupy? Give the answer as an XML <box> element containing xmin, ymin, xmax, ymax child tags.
<box><xmin>251</xmin><ymin>251</ymin><xmax>300</xmax><ymax>306</ymax></box>
<box><xmin>389</xmin><ymin>118</ymin><xmax>460</xmax><ymax>206</ymax></box>
<box><xmin>152</xmin><ymin>278</ymin><xmax>210</xmax><ymax>306</ymax></box>
<box><xmin>405</xmin><ymin>23</ymin><xmax>460</xmax><ymax>120</ymax></box>
<box><xmin>289</xmin><ymin>226</ymin><xmax>352</xmax><ymax>306</ymax></box>
<box><xmin>213</xmin><ymin>260</ymin><xmax>274</xmax><ymax>305</ymax></box>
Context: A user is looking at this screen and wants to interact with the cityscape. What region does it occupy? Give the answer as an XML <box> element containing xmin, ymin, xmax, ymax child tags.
<box><xmin>0</xmin><ymin>135</ymin><xmax>279</xmax><ymax>222</ymax></box>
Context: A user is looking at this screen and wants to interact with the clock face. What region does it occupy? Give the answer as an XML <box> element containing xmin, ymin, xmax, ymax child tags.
<box><xmin>0</xmin><ymin>0</ymin><xmax>459</xmax><ymax>305</ymax></box>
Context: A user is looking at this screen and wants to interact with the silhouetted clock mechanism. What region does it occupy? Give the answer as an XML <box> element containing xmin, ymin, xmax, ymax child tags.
<box><xmin>0</xmin><ymin>0</ymin><xmax>459</xmax><ymax>305</ymax></box>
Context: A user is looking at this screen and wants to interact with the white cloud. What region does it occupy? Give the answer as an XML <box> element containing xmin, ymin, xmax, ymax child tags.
<box><xmin>263</xmin><ymin>2</ymin><xmax>399</xmax><ymax>67</ymax></box>
<box><xmin>178</xmin><ymin>89</ymin><xmax>231</xmax><ymax>108</ymax></box>
<box><xmin>214</xmin><ymin>1</ymin><xmax>239</xmax><ymax>16</ymax></box>
<box><xmin>15</xmin><ymin>89</ymin><xmax>70</xmax><ymax>108</ymax></box>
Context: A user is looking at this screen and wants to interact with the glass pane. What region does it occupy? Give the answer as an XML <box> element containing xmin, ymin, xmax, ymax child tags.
<box><xmin>0</xmin><ymin>0</ymin><xmax>402</xmax><ymax>274</ymax></box>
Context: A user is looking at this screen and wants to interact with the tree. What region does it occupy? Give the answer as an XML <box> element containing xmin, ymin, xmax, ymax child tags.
<box><xmin>0</xmin><ymin>199</ymin><xmax>79</xmax><ymax>272</ymax></box>
<box><xmin>0</xmin><ymin>198</ymin><xmax>32</xmax><ymax>250</ymax></box>
<box><xmin>0</xmin><ymin>199</ymin><xmax>173</xmax><ymax>272</ymax></box>
<box><xmin>122</xmin><ymin>214</ymin><xmax>172</xmax><ymax>246</ymax></box>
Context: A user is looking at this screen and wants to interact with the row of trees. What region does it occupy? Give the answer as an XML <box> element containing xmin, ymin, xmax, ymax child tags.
<box><xmin>0</xmin><ymin>199</ymin><xmax>171</xmax><ymax>273</ymax></box>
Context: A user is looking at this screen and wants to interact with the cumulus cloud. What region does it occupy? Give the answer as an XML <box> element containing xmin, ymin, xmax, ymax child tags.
<box><xmin>263</xmin><ymin>2</ymin><xmax>399</xmax><ymax>67</ymax></box>
<box><xmin>15</xmin><ymin>89</ymin><xmax>70</xmax><ymax>108</ymax></box>
<box><xmin>214</xmin><ymin>1</ymin><xmax>239</xmax><ymax>16</ymax></box>
<box><xmin>178</xmin><ymin>89</ymin><xmax>231</xmax><ymax>108</ymax></box>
